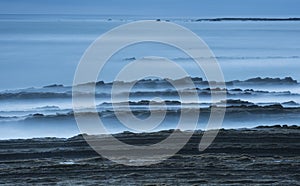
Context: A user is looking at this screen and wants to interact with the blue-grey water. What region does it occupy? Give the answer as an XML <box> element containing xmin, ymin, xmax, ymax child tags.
<box><xmin>1</xmin><ymin>14</ymin><xmax>300</xmax><ymax>89</ymax></box>
<box><xmin>0</xmin><ymin>14</ymin><xmax>300</xmax><ymax>139</ymax></box>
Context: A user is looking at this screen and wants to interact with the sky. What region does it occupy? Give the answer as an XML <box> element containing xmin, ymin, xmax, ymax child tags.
<box><xmin>0</xmin><ymin>0</ymin><xmax>300</xmax><ymax>17</ymax></box>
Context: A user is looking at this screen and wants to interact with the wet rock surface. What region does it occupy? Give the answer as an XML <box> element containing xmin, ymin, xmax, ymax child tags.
<box><xmin>0</xmin><ymin>126</ymin><xmax>299</xmax><ymax>185</ymax></box>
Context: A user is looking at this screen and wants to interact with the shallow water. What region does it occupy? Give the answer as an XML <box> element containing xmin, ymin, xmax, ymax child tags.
<box><xmin>0</xmin><ymin>77</ymin><xmax>300</xmax><ymax>139</ymax></box>
<box><xmin>1</xmin><ymin>14</ymin><xmax>300</xmax><ymax>139</ymax></box>
<box><xmin>1</xmin><ymin>14</ymin><xmax>300</xmax><ymax>89</ymax></box>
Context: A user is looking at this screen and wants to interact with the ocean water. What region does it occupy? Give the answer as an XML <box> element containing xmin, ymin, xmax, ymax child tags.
<box><xmin>0</xmin><ymin>14</ymin><xmax>300</xmax><ymax>139</ymax></box>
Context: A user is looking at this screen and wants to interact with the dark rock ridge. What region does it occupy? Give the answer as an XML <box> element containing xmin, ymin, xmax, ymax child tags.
<box><xmin>194</xmin><ymin>17</ymin><xmax>300</xmax><ymax>22</ymax></box>
<box><xmin>85</xmin><ymin>76</ymin><xmax>298</xmax><ymax>86</ymax></box>
<box><xmin>43</xmin><ymin>84</ymin><xmax>64</xmax><ymax>88</ymax></box>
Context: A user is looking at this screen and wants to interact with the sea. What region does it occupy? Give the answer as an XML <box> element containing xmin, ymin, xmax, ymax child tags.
<box><xmin>0</xmin><ymin>14</ymin><xmax>300</xmax><ymax>139</ymax></box>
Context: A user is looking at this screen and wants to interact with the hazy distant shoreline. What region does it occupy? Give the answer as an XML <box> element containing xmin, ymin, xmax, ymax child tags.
<box><xmin>192</xmin><ymin>17</ymin><xmax>300</xmax><ymax>22</ymax></box>
<box><xmin>2</xmin><ymin>14</ymin><xmax>300</xmax><ymax>22</ymax></box>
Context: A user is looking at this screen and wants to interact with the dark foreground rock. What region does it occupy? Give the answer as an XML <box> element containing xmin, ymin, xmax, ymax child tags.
<box><xmin>0</xmin><ymin>126</ymin><xmax>299</xmax><ymax>185</ymax></box>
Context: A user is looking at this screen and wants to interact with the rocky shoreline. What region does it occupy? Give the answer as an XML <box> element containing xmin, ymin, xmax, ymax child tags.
<box><xmin>0</xmin><ymin>125</ymin><xmax>299</xmax><ymax>185</ymax></box>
